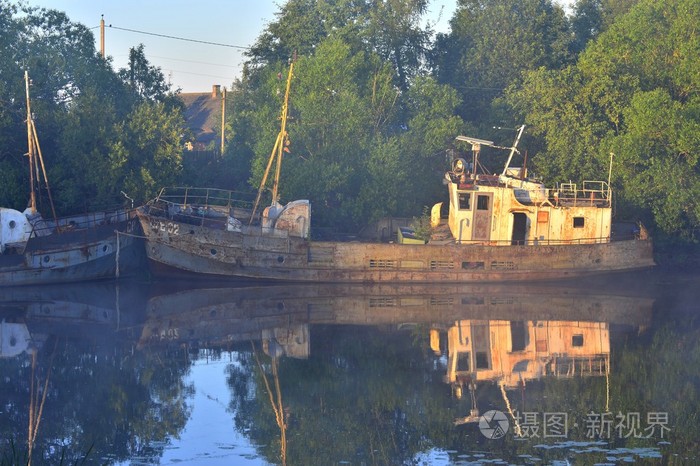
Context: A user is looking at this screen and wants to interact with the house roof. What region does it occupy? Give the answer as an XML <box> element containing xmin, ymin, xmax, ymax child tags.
<box><xmin>179</xmin><ymin>87</ymin><xmax>223</xmax><ymax>145</ymax></box>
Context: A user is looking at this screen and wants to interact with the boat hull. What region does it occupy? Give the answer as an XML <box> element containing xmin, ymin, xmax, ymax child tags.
<box><xmin>138</xmin><ymin>209</ymin><xmax>655</xmax><ymax>283</ymax></box>
<box><xmin>0</xmin><ymin>214</ymin><xmax>145</xmax><ymax>286</ymax></box>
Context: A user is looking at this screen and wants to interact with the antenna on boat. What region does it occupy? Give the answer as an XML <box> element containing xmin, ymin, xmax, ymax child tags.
<box><xmin>501</xmin><ymin>124</ymin><xmax>525</xmax><ymax>176</ymax></box>
<box><xmin>250</xmin><ymin>60</ymin><xmax>295</xmax><ymax>224</ymax></box>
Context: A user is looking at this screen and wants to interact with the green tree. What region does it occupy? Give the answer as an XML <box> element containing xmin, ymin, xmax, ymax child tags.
<box><xmin>108</xmin><ymin>101</ymin><xmax>185</xmax><ymax>204</ymax></box>
<box><xmin>355</xmin><ymin>77</ymin><xmax>463</xmax><ymax>222</ymax></box>
<box><xmin>118</xmin><ymin>44</ymin><xmax>171</xmax><ymax>103</ymax></box>
<box><xmin>0</xmin><ymin>3</ymin><xmax>116</xmax><ymax>213</ymax></box>
<box><xmin>570</xmin><ymin>0</ymin><xmax>642</xmax><ymax>54</ymax></box>
<box><xmin>246</xmin><ymin>0</ymin><xmax>432</xmax><ymax>93</ymax></box>
<box><xmin>0</xmin><ymin>2</ymin><xmax>26</xmax><ymax>209</ymax></box>
<box><xmin>506</xmin><ymin>0</ymin><xmax>700</xmax><ymax>240</ymax></box>
<box><xmin>246</xmin><ymin>0</ymin><xmax>326</xmax><ymax>68</ymax></box>
<box><xmin>272</xmin><ymin>39</ymin><xmax>386</xmax><ymax>230</ymax></box>
<box><xmin>361</xmin><ymin>0</ymin><xmax>432</xmax><ymax>93</ymax></box>
<box><xmin>432</xmin><ymin>0</ymin><xmax>572</xmax><ymax>125</ymax></box>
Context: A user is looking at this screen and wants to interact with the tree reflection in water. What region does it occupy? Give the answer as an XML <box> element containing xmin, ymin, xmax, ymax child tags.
<box><xmin>0</xmin><ymin>274</ymin><xmax>698</xmax><ymax>465</ymax></box>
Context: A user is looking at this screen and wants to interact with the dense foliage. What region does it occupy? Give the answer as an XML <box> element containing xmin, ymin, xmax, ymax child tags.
<box><xmin>0</xmin><ymin>0</ymin><xmax>698</xmax><ymax>244</ymax></box>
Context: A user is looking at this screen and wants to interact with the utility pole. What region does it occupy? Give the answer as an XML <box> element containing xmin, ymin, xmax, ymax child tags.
<box><xmin>100</xmin><ymin>15</ymin><xmax>105</xmax><ymax>58</ymax></box>
<box><xmin>220</xmin><ymin>87</ymin><xmax>226</xmax><ymax>156</ymax></box>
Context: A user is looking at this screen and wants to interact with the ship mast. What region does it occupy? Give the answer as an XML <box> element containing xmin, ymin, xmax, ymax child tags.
<box><xmin>24</xmin><ymin>71</ymin><xmax>58</xmax><ymax>224</ymax></box>
<box><xmin>25</xmin><ymin>71</ymin><xmax>37</xmax><ymax>214</ymax></box>
<box><xmin>501</xmin><ymin>124</ymin><xmax>526</xmax><ymax>176</ymax></box>
<box><xmin>250</xmin><ymin>61</ymin><xmax>294</xmax><ymax>224</ymax></box>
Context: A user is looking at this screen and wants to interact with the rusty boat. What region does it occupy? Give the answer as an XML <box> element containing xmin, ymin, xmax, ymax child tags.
<box><xmin>136</xmin><ymin>65</ymin><xmax>654</xmax><ymax>284</ymax></box>
<box><xmin>0</xmin><ymin>207</ymin><xmax>144</xmax><ymax>286</ymax></box>
<box><xmin>0</xmin><ymin>72</ymin><xmax>144</xmax><ymax>286</ymax></box>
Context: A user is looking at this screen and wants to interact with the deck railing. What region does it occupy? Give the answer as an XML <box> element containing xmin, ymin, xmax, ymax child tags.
<box><xmin>553</xmin><ymin>181</ymin><xmax>611</xmax><ymax>207</ymax></box>
<box><xmin>29</xmin><ymin>208</ymin><xmax>133</xmax><ymax>237</ymax></box>
<box><xmin>146</xmin><ymin>187</ymin><xmax>260</xmax><ymax>230</ymax></box>
<box><xmin>154</xmin><ymin>187</ymin><xmax>256</xmax><ymax>211</ymax></box>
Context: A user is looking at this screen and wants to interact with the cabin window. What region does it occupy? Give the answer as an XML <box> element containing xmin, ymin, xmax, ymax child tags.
<box><xmin>456</xmin><ymin>352</ymin><xmax>470</xmax><ymax>372</ymax></box>
<box><xmin>477</xmin><ymin>195</ymin><xmax>489</xmax><ymax>210</ymax></box>
<box><xmin>475</xmin><ymin>352</ymin><xmax>490</xmax><ymax>369</ymax></box>
<box><xmin>510</xmin><ymin>321</ymin><xmax>528</xmax><ymax>352</ymax></box>
<box><xmin>573</xmin><ymin>217</ymin><xmax>585</xmax><ymax>228</ymax></box>
<box><xmin>572</xmin><ymin>334</ymin><xmax>584</xmax><ymax>347</ymax></box>
<box><xmin>458</xmin><ymin>193</ymin><xmax>471</xmax><ymax>210</ymax></box>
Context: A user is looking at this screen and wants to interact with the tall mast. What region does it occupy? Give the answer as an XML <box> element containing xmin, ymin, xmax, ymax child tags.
<box><xmin>250</xmin><ymin>62</ymin><xmax>294</xmax><ymax>223</ymax></box>
<box><xmin>271</xmin><ymin>61</ymin><xmax>294</xmax><ymax>205</ymax></box>
<box><xmin>501</xmin><ymin>124</ymin><xmax>526</xmax><ymax>176</ymax></box>
<box><xmin>25</xmin><ymin>71</ymin><xmax>37</xmax><ymax>214</ymax></box>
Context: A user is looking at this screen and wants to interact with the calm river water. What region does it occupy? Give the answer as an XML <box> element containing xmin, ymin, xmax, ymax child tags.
<box><xmin>1</xmin><ymin>270</ymin><xmax>698</xmax><ymax>465</ymax></box>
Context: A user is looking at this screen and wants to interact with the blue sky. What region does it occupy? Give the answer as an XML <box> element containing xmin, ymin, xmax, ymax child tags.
<box><xmin>23</xmin><ymin>0</ymin><xmax>459</xmax><ymax>93</ymax></box>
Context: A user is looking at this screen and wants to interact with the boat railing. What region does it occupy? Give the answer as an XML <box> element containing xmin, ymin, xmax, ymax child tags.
<box><xmin>29</xmin><ymin>208</ymin><xmax>133</xmax><ymax>237</ymax></box>
<box><xmin>552</xmin><ymin>181</ymin><xmax>611</xmax><ymax>207</ymax></box>
<box><xmin>154</xmin><ymin>187</ymin><xmax>256</xmax><ymax>211</ymax></box>
<box><xmin>146</xmin><ymin>187</ymin><xmax>260</xmax><ymax>230</ymax></box>
<box><xmin>452</xmin><ymin>236</ymin><xmax>613</xmax><ymax>246</ymax></box>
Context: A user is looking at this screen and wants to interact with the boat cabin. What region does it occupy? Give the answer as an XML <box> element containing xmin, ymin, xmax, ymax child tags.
<box><xmin>444</xmin><ymin>319</ymin><xmax>610</xmax><ymax>389</ymax></box>
<box><xmin>434</xmin><ymin>130</ymin><xmax>612</xmax><ymax>246</ymax></box>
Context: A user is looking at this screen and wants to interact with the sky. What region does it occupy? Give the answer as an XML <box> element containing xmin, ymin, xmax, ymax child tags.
<box><xmin>23</xmin><ymin>0</ymin><xmax>460</xmax><ymax>93</ymax></box>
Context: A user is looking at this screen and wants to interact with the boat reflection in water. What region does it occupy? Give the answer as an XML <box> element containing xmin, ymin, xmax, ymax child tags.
<box><xmin>140</xmin><ymin>281</ymin><xmax>651</xmax><ymax>352</ymax></box>
<box><xmin>3</xmin><ymin>276</ymin><xmax>690</xmax><ymax>465</ymax></box>
<box><xmin>0</xmin><ymin>282</ymin><xmax>148</xmax><ymax>359</ymax></box>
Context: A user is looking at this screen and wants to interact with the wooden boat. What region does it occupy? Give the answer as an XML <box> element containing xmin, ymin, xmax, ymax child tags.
<box><xmin>0</xmin><ymin>72</ymin><xmax>144</xmax><ymax>286</ymax></box>
<box><xmin>137</xmin><ymin>65</ymin><xmax>654</xmax><ymax>284</ymax></box>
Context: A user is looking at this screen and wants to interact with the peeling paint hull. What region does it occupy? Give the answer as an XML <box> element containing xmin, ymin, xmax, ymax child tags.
<box><xmin>137</xmin><ymin>208</ymin><xmax>655</xmax><ymax>284</ymax></box>
<box><xmin>0</xmin><ymin>211</ymin><xmax>146</xmax><ymax>286</ymax></box>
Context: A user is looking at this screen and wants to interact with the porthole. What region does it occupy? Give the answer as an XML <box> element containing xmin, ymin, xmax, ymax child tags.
<box><xmin>8</xmin><ymin>220</ymin><xmax>16</xmax><ymax>229</ymax></box>
<box><xmin>43</xmin><ymin>255</ymin><xmax>50</xmax><ymax>263</ymax></box>
<box><xmin>277</xmin><ymin>255</ymin><xmax>285</xmax><ymax>263</ymax></box>
<box><xmin>103</xmin><ymin>245</ymin><xmax>108</xmax><ymax>252</ymax></box>
<box><xmin>210</xmin><ymin>249</ymin><xmax>217</xmax><ymax>256</ymax></box>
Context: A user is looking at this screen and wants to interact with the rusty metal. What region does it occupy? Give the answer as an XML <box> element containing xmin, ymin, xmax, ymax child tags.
<box><xmin>137</xmin><ymin>126</ymin><xmax>655</xmax><ymax>284</ymax></box>
<box><xmin>0</xmin><ymin>209</ymin><xmax>146</xmax><ymax>286</ymax></box>
<box><xmin>137</xmin><ymin>201</ymin><xmax>654</xmax><ymax>284</ymax></box>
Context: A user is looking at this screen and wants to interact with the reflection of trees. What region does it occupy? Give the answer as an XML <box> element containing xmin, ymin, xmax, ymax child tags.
<box><xmin>228</xmin><ymin>325</ymin><xmax>455</xmax><ymax>465</ymax></box>
<box><xmin>0</xmin><ymin>337</ymin><xmax>194</xmax><ymax>464</ymax></box>
<box><xmin>228</xmin><ymin>316</ymin><xmax>700</xmax><ymax>465</ymax></box>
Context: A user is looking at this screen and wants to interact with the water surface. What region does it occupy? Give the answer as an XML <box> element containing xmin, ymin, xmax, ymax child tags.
<box><xmin>1</xmin><ymin>271</ymin><xmax>697</xmax><ymax>465</ymax></box>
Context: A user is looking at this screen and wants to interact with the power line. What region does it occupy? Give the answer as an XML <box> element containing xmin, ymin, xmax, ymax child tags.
<box><xmin>107</xmin><ymin>25</ymin><xmax>251</xmax><ymax>50</ymax></box>
<box><xmin>147</xmin><ymin>55</ymin><xmax>239</xmax><ymax>69</ymax></box>
<box><xmin>162</xmin><ymin>68</ymin><xmax>236</xmax><ymax>80</ymax></box>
